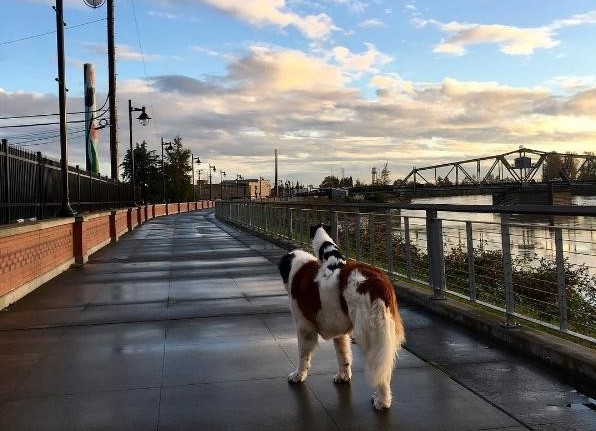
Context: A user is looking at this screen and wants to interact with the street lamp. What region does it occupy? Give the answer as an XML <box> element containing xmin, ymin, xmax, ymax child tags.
<box><xmin>220</xmin><ymin>170</ymin><xmax>227</xmax><ymax>199</ymax></box>
<box><xmin>236</xmin><ymin>174</ymin><xmax>243</xmax><ymax>199</ymax></box>
<box><xmin>259</xmin><ymin>176</ymin><xmax>264</xmax><ymax>200</ymax></box>
<box><xmin>191</xmin><ymin>154</ymin><xmax>201</xmax><ymax>201</ymax></box>
<box><xmin>161</xmin><ymin>138</ymin><xmax>173</xmax><ymax>203</ymax></box>
<box><xmin>208</xmin><ymin>164</ymin><xmax>216</xmax><ymax>200</ymax></box>
<box><xmin>128</xmin><ymin>99</ymin><xmax>150</xmax><ymax>205</ymax></box>
<box><xmin>197</xmin><ymin>168</ymin><xmax>205</xmax><ymax>200</ymax></box>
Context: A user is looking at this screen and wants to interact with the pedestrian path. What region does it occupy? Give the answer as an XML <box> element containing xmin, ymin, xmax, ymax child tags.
<box><xmin>0</xmin><ymin>210</ymin><xmax>593</xmax><ymax>430</ymax></box>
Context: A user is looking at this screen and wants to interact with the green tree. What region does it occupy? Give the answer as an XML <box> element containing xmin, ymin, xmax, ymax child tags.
<box><xmin>121</xmin><ymin>141</ymin><xmax>162</xmax><ymax>203</ymax></box>
<box><xmin>542</xmin><ymin>154</ymin><xmax>563</xmax><ymax>181</ymax></box>
<box><xmin>164</xmin><ymin>135</ymin><xmax>192</xmax><ymax>202</ymax></box>
<box><xmin>339</xmin><ymin>176</ymin><xmax>353</xmax><ymax>187</ymax></box>
<box><xmin>379</xmin><ymin>163</ymin><xmax>390</xmax><ymax>185</ymax></box>
<box><xmin>320</xmin><ymin>175</ymin><xmax>340</xmax><ymax>188</ymax></box>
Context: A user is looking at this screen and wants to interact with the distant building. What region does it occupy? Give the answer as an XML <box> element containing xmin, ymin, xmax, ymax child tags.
<box><xmin>198</xmin><ymin>178</ymin><xmax>271</xmax><ymax>200</ymax></box>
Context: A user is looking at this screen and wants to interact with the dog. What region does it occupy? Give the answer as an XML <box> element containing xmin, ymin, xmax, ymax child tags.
<box><xmin>278</xmin><ymin>225</ymin><xmax>405</xmax><ymax>410</ymax></box>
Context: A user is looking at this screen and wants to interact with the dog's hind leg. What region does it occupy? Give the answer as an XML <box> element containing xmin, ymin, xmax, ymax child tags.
<box><xmin>288</xmin><ymin>326</ymin><xmax>318</xmax><ymax>383</ymax></box>
<box><xmin>332</xmin><ymin>334</ymin><xmax>352</xmax><ymax>383</ymax></box>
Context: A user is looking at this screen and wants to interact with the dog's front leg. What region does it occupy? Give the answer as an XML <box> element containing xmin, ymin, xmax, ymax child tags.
<box><xmin>332</xmin><ymin>334</ymin><xmax>352</xmax><ymax>383</ymax></box>
<box><xmin>288</xmin><ymin>327</ymin><xmax>318</xmax><ymax>383</ymax></box>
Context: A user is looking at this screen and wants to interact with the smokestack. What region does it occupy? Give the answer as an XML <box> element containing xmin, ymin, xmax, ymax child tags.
<box><xmin>274</xmin><ymin>148</ymin><xmax>278</xmax><ymax>199</ymax></box>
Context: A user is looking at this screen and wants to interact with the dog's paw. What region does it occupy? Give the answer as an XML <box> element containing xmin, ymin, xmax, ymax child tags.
<box><xmin>371</xmin><ymin>393</ymin><xmax>391</xmax><ymax>410</ymax></box>
<box><xmin>287</xmin><ymin>370</ymin><xmax>307</xmax><ymax>383</ymax></box>
<box><xmin>333</xmin><ymin>370</ymin><xmax>352</xmax><ymax>383</ymax></box>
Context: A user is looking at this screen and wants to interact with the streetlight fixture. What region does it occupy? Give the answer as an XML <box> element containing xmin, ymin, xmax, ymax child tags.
<box><xmin>208</xmin><ymin>164</ymin><xmax>216</xmax><ymax>200</ymax></box>
<box><xmin>128</xmin><ymin>100</ymin><xmax>150</xmax><ymax>205</ymax></box>
<box><xmin>259</xmin><ymin>176</ymin><xmax>264</xmax><ymax>200</ymax></box>
<box><xmin>161</xmin><ymin>138</ymin><xmax>173</xmax><ymax>203</ymax></box>
<box><xmin>197</xmin><ymin>168</ymin><xmax>205</xmax><ymax>200</ymax></box>
<box><xmin>219</xmin><ymin>170</ymin><xmax>227</xmax><ymax>199</ymax></box>
<box><xmin>191</xmin><ymin>154</ymin><xmax>201</xmax><ymax>201</ymax></box>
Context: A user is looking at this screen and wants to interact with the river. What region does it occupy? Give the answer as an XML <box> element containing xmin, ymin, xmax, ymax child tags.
<box><xmin>400</xmin><ymin>194</ymin><xmax>596</xmax><ymax>278</ymax></box>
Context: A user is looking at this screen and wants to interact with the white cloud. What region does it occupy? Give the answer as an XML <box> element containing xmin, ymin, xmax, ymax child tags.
<box><xmin>82</xmin><ymin>43</ymin><xmax>162</xmax><ymax>62</ymax></box>
<box><xmin>359</xmin><ymin>18</ymin><xmax>385</xmax><ymax>28</ymax></box>
<box><xmin>197</xmin><ymin>0</ymin><xmax>337</xmax><ymax>39</ymax></box>
<box><xmin>332</xmin><ymin>43</ymin><xmax>392</xmax><ymax>74</ymax></box>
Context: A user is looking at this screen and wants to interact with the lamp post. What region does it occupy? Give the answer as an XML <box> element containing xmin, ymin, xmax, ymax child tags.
<box><xmin>191</xmin><ymin>154</ymin><xmax>201</xmax><ymax>201</ymax></box>
<box><xmin>197</xmin><ymin>169</ymin><xmax>204</xmax><ymax>200</ymax></box>
<box><xmin>259</xmin><ymin>176</ymin><xmax>264</xmax><ymax>200</ymax></box>
<box><xmin>208</xmin><ymin>164</ymin><xmax>216</xmax><ymax>200</ymax></box>
<box><xmin>219</xmin><ymin>170</ymin><xmax>227</xmax><ymax>199</ymax></box>
<box><xmin>236</xmin><ymin>174</ymin><xmax>243</xmax><ymax>199</ymax></box>
<box><xmin>128</xmin><ymin>100</ymin><xmax>150</xmax><ymax>206</ymax></box>
<box><xmin>161</xmin><ymin>138</ymin><xmax>173</xmax><ymax>203</ymax></box>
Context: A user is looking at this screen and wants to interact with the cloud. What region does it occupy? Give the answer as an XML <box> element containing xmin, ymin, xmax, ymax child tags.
<box><xmin>358</xmin><ymin>18</ymin><xmax>386</xmax><ymax>29</ymax></box>
<box><xmin>425</xmin><ymin>20</ymin><xmax>558</xmax><ymax>56</ymax></box>
<box><xmin>419</xmin><ymin>10</ymin><xmax>596</xmax><ymax>56</ymax></box>
<box><xmin>330</xmin><ymin>0</ymin><xmax>368</xmax><ymax>14</ymax></box>
<box><xmin>197</xmin><ymin>0</ymin><xmax>336</xmax><ymax>39</ymax></box>
<box><xmin>82</xmin><ymin>43</ymin><xmax>162</xmax><ymax>61</ymax></box>
<box><xmin>3</xmin><ymin>46</ymin><xmax>596</xmax><ymax>184</ymax></box>
<box><xmin>331</xmin><ymin>43</ymin><xmax>392</xmax><ymax>74</ymax></box>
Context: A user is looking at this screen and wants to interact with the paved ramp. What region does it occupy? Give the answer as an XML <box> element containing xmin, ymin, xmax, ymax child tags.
<box><xmin>0</xmin><ymin>211</ymin><xmax>593</xmax><ymax>430</ymax></box>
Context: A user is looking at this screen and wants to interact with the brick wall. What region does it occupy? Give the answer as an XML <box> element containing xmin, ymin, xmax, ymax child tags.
<box><xmin>0</xmin><ymin>201</ymin><xmax>213</xmax><ymax>308</ymax></box>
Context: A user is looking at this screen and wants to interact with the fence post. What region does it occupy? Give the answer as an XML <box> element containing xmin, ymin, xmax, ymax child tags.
<box><xmin>1</xmin><ymin>139</ymin><xmax>10</xmax><ymax>224</ymax></box>
<box><xmin>343</xmin><ymin>213</ymin><xmax>349</xmax><ymax>257</ymax></box>
<box><xmin>75</xmin><ymin>165</ymin><xmax>81</xmax><ymax>213</ymax></box>
<box><xmin>404</xmin><ymin>216</ymin><xmax>412</xmax><ymax>279</ymax></box>
<box><xmin>355</xmin><ymin>212</ymin><xmax>361</xmax><ymax>261</ymax></box>
<box><xmin>386</xmin><ymin>209</ymin><xmax>393</xmax><ymax>274</ymax></box>
<box><xmin>426</xmin><ymin>209</ymin><xmax>445</xmax><ymax>299</ymax></box>
<box><xmin>331</xmin><ymin>210</ymin><xmax>338</xmax><ymax>243</ymax></box>
<box><xmin>36</xmin><ymin>151</ymin><xmax>43</xmax><ymax>220</ymax></box>
<box><xmin>368</xmin><ymin>214</ymin><xmax>375</xmax><ymax>265</ymax></box>
<box><xmin>500</xmin><ymin>214</ymin><xmax>516</xmax><ymax>327</ymax></box>
<box><xmin>554</xmin><ymin>227</ymin><xmax>568</xmax><ymax>332</ymax></box>
<box><xmin>288</xmin><ymin>207</ymin><xmax>293</xmax><ymax>240</ymax></box>
<box><xmin>466</xmin><ymin>221</ymin><xmax>477</xmax><ymax>301</ymax></box>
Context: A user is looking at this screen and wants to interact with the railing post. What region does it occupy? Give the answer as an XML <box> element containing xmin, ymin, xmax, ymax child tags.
<box><xmin>355</xmin><ymin>212</ymin><xmax>361</xmax><ymax>261</ymax></box>
<box><xmin>288</xmin><ymin>207</ymin><xmax>293</xmax><ymax>240</ymax></box>
<box><xmin>386</xmin><ymin>209</ymin><xmax>393</xmax><ymax>274</ymax></box>
<box><xmin>2</xmin><ymin>139</ymin><xmax>10</xmax><ymax>224</ymax></box>
<box><xmin>404</xmin><ymin>216</ymin><xmax>412</xmax><ymax>279</ymax></box>
<box><xmin>368</xmin><ymin>214</ymin><xmax>375</xmax><ymax>265</ymax></box>
<box><xmin>554</xmin><ymin>227</ymin><xmax>568</xmax><ymax>332</ymax></box>
<box><xmin>75</xmin><ymin>165</ymin><xmax>81</xmax><ymax>213</ymax></box>
<box><xmin>331</xmin><ymin>210</ymin><xmax>338</xmax><ymax>243</ymax></box>
<box><xmin>466</xmin><ymin>221</ymin><xmax>477</xmax><ymax>301</ymax></box>
<box><xmin>426</xmin><ymin>209</ymin><xmax>445</xmax><ymax>299</ymax></box>
<box><xmin>343</xmin><ymin>213</ymin><xmax>349</xmax><ymax>257</ymax></box>
<box><xmin>500</xmin><ymin>214</ymin><xmax>516</xmax><ymax>327</ymax></box>
<box><xmin>36</xmin><ymin>151</ymin><xmax>43</xmax><ymax>220</ymax></box>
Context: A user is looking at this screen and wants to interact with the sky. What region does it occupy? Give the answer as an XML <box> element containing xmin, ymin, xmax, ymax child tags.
<box><xmin>1</xmin><ymin>0</ymin><xmax>596</xmax><ymax>186</ymax></box>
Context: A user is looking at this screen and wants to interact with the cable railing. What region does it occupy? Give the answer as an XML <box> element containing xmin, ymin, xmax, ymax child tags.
<box><xmin>215</xmin><ymin>200</ymin><xmax>596</xmax><ymax>345</ymax></box>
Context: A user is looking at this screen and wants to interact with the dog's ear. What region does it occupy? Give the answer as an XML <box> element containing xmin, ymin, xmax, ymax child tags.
<box><xmin>278</xmin><ymin>252</ymin><xmax>295</xmax><ymax>284</ymax></box>
<box><xmin>309</xmin><ymin>224</ymin><xmax>332</xmax><ymax>239</ymax></box>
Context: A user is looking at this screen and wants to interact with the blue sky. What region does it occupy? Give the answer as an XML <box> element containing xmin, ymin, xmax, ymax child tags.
<box><xmin>1</xmin><ymin>0</ymin><xmax>596</xmax><ymax>185</ymax></box>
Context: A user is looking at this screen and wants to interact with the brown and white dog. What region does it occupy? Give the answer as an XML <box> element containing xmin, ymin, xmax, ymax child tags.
<box><xmin>278</xmin><ymin>226</ymin><xmax>405</xmax><ymax>410</ymax></box>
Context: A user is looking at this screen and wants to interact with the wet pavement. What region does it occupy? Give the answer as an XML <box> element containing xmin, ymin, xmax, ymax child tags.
<box><xmin>0</xmin><ymin>210</ymin><xmax>593</xmax><ymax>430</ymax></box>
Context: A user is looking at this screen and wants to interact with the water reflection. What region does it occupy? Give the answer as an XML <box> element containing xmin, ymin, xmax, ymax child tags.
<box><xmin>403</xmin><ymin>194</ymin><xmax>596</xmax><ymax>276</ymax></box>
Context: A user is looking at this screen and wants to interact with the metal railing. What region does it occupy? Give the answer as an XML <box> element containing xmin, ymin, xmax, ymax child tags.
<box><xmin>216</xmin><ymin>200</ymin><xmax>596</xmax><ymax>344</ymax></box>
<box><xmin>1</xmin><ymin>139</ymin><xmax>131</xmax><ymax>224</ymax></box>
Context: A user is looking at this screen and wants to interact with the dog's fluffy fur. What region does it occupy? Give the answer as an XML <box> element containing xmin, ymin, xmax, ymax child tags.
<box><xmin>278</xmin><ymin>226</ymin><xmax>405</xmax><ymax>410</ymax></box>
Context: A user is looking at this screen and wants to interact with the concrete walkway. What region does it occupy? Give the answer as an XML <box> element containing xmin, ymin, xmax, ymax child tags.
<box><xmin>0</xmin><ymin>210</ymin><xmax>593</xmax><ymax>430</ymax></box>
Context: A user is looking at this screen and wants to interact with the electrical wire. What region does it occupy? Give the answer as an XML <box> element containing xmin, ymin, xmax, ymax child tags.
<box><xmin>0</xmin><ymin>93</ymin><xmax>110</xmax><ymax>121</ymax></box>
<box><xmin>0</xmin><ymin>18</ymin><xmax>107</xmax><ymax>46</ymax></box>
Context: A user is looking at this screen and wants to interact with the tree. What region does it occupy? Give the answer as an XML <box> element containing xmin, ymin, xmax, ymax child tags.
<box><xmin>121</xmin><ymin>141</ymin><xmax>162</xmax><ymax>203</ymax></box>
<box><xmin>320</xmin><ymin>175</ymin><xmax>340</xmax><ymax>188</ymax></box>
<box><xmin>542</xmin><ymin>154</ymin><xmax>563</xmax><ymax>181</ymax></box>
<box><xmin>164</xmin><ymin>135</ymin><xmax>192</xmax><ymax>202</ymax></box>
<box><xmin>339</xmin><ymin>176</ymin><xmax>353</xmax><ymax>188</ymax></box>
<box><xmin>379</xmin><ymin>163</ymin><xmax>390</xmax><ymax>185</ymax></box>
<box><xmin>578</xmin><ymin>152</ymin><xmax>596</xmax><ymax>181</ymax></box>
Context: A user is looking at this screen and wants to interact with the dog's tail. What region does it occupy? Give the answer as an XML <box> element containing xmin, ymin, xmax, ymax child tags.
<box><xmin>361</xmin><ymin>300</ymin><xmax>405</xmax><ymax>388</ymax></box>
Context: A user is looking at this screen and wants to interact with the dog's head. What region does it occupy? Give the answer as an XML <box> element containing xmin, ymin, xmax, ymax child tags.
<box><xmin>310</xmin><ymin>224</ymin><xmax>335</xmax><ymax>261</ymax></box>
<box><xmin>278</xmin><ymin>249</ymin><xmax>318</xmax><ymax>290</ymax></box>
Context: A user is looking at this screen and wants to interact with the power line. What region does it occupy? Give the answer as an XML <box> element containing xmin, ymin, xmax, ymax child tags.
<box><xmin>0</xmin><ymin>18</ymin><xmax>107</xmax><ymax>47</ymax></box>
<box><xmin>0</xmin><ymin>94</ymin><xmax>110</xmax><ymax>120</ymax></box>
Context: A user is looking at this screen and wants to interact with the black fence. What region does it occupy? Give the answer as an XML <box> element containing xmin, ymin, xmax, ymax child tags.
<box><xmin>1</xmin><ymin>139</ymin><xmax>132</xmax><ymax>225</ymax></box>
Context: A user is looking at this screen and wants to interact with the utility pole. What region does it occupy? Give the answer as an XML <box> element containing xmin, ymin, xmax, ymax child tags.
<box><xmin>54</xmin><ymin>0</ymin><xmax>75</xmax><ymax>216</ymax></box>
<box><xmin>107</xmin><ymin>0</ymin><xmax>118</xmax><ymax>180</ymax></box>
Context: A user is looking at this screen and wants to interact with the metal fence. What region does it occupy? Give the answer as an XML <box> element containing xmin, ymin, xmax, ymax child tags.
<box><xmin>1</xmin><ymin>139</ymin><xmax>131</xmax><ymax>224</ymax></box>
<box><xmin>215</xmin><ymin>200</ymin><xmax>596</xmax><ymax>344</ymax></box>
